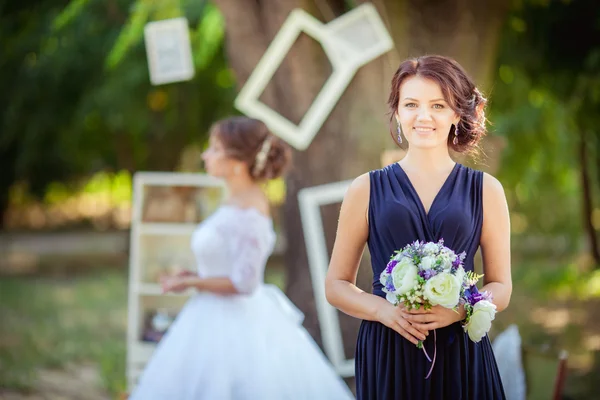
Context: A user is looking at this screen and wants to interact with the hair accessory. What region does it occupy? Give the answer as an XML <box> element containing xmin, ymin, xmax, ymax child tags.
<box><xmin>253</xmin><ymin>136</ymin><xmax>273</xmax><ymax>176</ymax></box>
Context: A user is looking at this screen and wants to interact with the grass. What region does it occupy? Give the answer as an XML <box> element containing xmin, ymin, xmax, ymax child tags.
<box><xmin>0</xmin><ymin>264</ymin><xmax>286</xmax><ymax>397</ymax></box>
<box><xmin>1</xmin><ymin>257</ymin><xmax>599</xmax><ymax>398</ymax></box>
<box><xmin>0</xmin><ymin>269</ymin><xmax>129</xmax><ymax>395</ymax></box>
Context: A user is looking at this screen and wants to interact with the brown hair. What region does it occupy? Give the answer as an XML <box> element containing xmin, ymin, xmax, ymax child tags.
<box><xmin>388</xmin><ymin>55</ymin><xmax>487</xmax><ymax>155</ymax></box>
<box><xmin>211</xmin><ymin>116</ymin><xmax>291</xmax><ymax>180</ymax></box>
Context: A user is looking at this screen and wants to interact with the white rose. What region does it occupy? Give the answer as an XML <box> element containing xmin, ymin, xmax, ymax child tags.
<box><xmin>464</xmin><ymin>300</ymin><xmax>497</xmax><ymax>342</ymax></box>
<box><xmin>440</xmin><ymin>258</ymin><xmax>453</xmax><ymax>270</ymax></box>
<box><xmin>454</xmin><ymin>267</ymin><xmax>466</xmax><ymax>285</ymax></box>
<box><xmin>422</xmin><ymin>243</ymin><xmax>439</xmax><ymax>255</ymax></box>
<box><xmin>391</xmin><ymin>258</ymin><xmax>419</xmax><ymax>295</ymax></box>
<box><xmin>379</xmin><ymin>272</ymin><xmax>389</xmax><ymax>286</ymax></box>
<box><xmin>419</xmin><ymin>256</ymin><xmax>436</xmax><ymax>271</ymax></box>
<box><xmin>385</xmin><ymin>291</ymin><xmax>398</xmax><ymax>305</ymax></box>
<box><xmin>439</xmin><ymin>251</ymin><xmax>456</xmax><ymax>271</ymax></box>
<box><xmin>423</xmin><ymin>272</ymin><xmax>461</xmax><ymax>308</ymax></box>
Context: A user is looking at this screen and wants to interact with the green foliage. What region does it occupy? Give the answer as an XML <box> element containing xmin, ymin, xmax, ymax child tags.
<box><xmin>490</xmin><ymin>0</ymin><xmax>600</xmax><ymax>241</ymax></box>
<box><xmin>0</xmin><ymin>0</ymin><xmax>235</xmax><ymax>216</ymax></box>
<box><xmin>51</xmin><ymin>0</ymin><xmax>91</xmax><ymax>32</ymax></box>
<box><xmin>192</xmin><ymin>3</ymin><xmax>224</xmax><ymax>70</ymax></box>
<box><xmin>105</xmin><ymin>1</ymin><xmax>153</xmax><ymax>69</ymax></box>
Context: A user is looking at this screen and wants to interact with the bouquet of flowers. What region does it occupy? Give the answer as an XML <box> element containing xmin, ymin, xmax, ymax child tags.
<box><xmin>461</xmin><ymin>277</ymin><xmax>497</xmax><ymax>343</ymax></box>
<box><xmin>380</xmin><ymin>239</ymin><xmax>496</xmax><ymax>344</ymax></box>
<box><xmin>380</xmin><ymin>239</ymin><xmax>496</xmax><ymax>378</ymax></box>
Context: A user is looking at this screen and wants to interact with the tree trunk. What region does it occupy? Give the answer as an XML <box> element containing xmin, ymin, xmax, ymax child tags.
<box><xmin>0</xmin><ymin>142</ymin><xmax>18</xmax><ymax>230</ymax></box>
<box><xmin>214</xmin><ymin>0</ymin><xmax>508</xmax><ymax>359</ymax></box>
<box><xmin>579</xmin><ymin>129</ymin><xmax>600</xmax><ymax>266</ymax></box>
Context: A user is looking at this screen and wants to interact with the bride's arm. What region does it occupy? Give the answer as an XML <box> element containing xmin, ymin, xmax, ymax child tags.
<box><xmin>187</xmin><ymin>276</ymin><xmax>239</xmax><ymax>295</ymax></box>
<box><xmin>479</xmin><ymin>173</ymin><xmax>512</xmax><ymax>312</ymax></box>
<box><xmin>163</xmin><ymin>222</ymin><xmax>266</xmax><ymax>296</ymax></box>
<box><xmin>325</xmin><ymin>173</ymin><xmax>427</xmax><ymax>345</ymax></box>
<box><xmin>161</xmin><ymin>275</ymin><xmax>239</xmax><ymax>295</ymax></box>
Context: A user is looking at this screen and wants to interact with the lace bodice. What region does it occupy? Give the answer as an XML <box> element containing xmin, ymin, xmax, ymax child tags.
<box><xmin>190</xmin><ymin>205</ymin><xmax>276</xmax><ymax>294</ymax></box>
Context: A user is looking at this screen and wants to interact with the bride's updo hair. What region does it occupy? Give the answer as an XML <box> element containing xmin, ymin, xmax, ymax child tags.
<box><xmin>387</xmin><ymin>55</ymin><xmax>488</xmax><ymax>156</ymax></box>
<box><xmin>211</xmin><ymin>116</ymin><xmax>291</xmax><ymax>181</ymax></box>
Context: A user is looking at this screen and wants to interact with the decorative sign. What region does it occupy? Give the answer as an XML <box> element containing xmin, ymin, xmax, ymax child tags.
<box><xmin>144</xmin><ymin>17</ymin><xmax>195</xmax><ymax>85</ymax></box>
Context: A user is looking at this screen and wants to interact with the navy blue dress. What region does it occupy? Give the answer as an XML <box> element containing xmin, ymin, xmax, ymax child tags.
<box><xmin>356</xmin><ymin>162</ymin><xmax>505</xmax><ymax>399</ymax></box>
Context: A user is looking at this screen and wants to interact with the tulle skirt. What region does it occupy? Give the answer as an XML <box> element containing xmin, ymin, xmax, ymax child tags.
<box><xmin>129</xmin><ymin>284</ymin><xmax>354</xmax><ymax>400</ymax></box>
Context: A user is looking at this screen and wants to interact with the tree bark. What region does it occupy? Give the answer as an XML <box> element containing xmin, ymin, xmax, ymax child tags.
<box><xmin>0</xmin><ymin>142</ymin><xmax>18</xmax><ymax>230</ymax></box>
<box><xmin>214</xmin><ymin>0</ymin><xmax>508</xmax><ymax>358</ymax></box>
<box><xmin>579</xmin><ymin>129</ymin><xmax>600</xmax><ymax>266</ymax></box>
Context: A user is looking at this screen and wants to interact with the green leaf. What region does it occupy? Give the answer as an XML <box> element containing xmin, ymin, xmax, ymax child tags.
<box><xmin>52</xmin><ymin>0</ymin><xmax>91</xmax><ymax>32</ymax></box>
<box><xmin>191</xmin><ymin>4</ymin><xmax>224</xmax><ymax>70</ymax></box>
<box><xmin>105</xmin><ymin>1</ymin><xmax>151</xmax><ymax>69</ymax></box>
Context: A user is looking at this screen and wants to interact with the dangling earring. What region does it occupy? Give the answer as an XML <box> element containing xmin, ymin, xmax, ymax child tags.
<box><xmin>453</xmin><ymin>124</ymin><xmax>459</xmax><ymax>145</ymax></box>
<box><xmin>396</xmin><ymin>123</ymin><xmax>403</xmax><ymax>144</ymax></box>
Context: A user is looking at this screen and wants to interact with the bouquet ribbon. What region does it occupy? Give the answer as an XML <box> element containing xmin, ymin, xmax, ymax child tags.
<box><xmin>422</xmin><ymin>329</ymin><xmax>437</xmax><ymax>379</ymax></box>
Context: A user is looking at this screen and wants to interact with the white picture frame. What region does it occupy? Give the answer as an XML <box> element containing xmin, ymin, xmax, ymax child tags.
<box><xmin>235</xmin><ymin>4</ymin><xmax>394</xmax><ymax>150</ymax></box>
<box><xmin>323</xmin><ymin>3</ymin><xmax>395</xmax><ymax>68</ymax></box>
<box><xmin>298</xmin><ymin>180</ymin><xmax>355</xmax><ymax>377</ymax></box>
<box><xmin>144</xmin><ymin>17</ymin><xmax>195</xmax><ymax>85</ymax></box>
<box><xmin>126</xmin><ymin>172</ymin><xmax>225</xmax><ymax>390</ymax></box>
<box><xmin>235</xmin><ymin>9</ymin><xmax>355</xmax><ymax>151</ymax></box>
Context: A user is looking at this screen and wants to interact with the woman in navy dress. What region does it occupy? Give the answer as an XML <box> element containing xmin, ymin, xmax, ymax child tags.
<box><xmin>326</xmin><ymin>55</ymin><xmax>511</xmax><ymax>399</ymax></box>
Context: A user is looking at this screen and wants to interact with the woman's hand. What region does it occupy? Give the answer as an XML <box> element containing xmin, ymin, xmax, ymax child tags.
<box><xmin>173</xmin><ymin>269</ymin><xmax>197</xmax><ymax>278</ymax></box>
<box><xmin>376</xmin><ymin>302</ymin><xmax>429</xmax><ymax>345</ymax></box>
<box><xmin>160</xmin><ymin>275</ymin><xmax>196</xmax><ymax>293</ymax></box>
<box><xmin>401</xmin><ymin>305</ymin><xmax>466</xmax><ymax>331</ymax></box>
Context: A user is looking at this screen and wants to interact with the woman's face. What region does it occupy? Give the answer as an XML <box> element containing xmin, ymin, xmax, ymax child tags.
<box><xmin>201</xmin><ymin>135</ymin><xmax>244</xmax><ymax>178</ymax></box>
<box><xmin>396</xmin><ymin>76</ymin><xmax>459</xmax><ymax>150</ymax></box>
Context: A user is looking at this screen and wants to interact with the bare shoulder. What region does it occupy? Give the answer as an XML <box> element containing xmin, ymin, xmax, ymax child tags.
<box><xmin>347</xmin><ymin>172</ymin><xmax>370</xmax><ymax>197</ymax></box>
<box><xmin>255</xmin><ymin>200</ymin><xmax>271</xmax><ymax>218</ymax></box>
<box><xmin>482</xmin><ymin>172</ymin><xmax>508</xmax><ymax>210</ymax></box>
<box><xmin>232</xmin><ymin>193</ymin><xmax>271</xmax><ymax>218</ymax></box>
<box><xmin>343</xmin><ymin>172</ymin><xmax>370</xmax><ymax>207</ymax></box>
<box><xmin>340</xmin><ymin>172</ymin><xmax>371</xmax><ymax>222</ymax></box>
<box><xmin>482</xmin><ymin>172</ymin><xmax>505</xmax><ymax>195</ymax></box>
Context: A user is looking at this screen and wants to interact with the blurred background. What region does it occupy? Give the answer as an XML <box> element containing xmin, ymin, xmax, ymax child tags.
<box><xmin>1</xmin><ymin>0</ymin><xmax>599</xmax><ymax>399</ymax></box>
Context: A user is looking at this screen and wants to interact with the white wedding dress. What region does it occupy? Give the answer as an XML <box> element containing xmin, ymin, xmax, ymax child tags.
<box><xmin>129</xmin><ymin>205</ymin><xmax>354</xmax><ymax>400</ymax></box>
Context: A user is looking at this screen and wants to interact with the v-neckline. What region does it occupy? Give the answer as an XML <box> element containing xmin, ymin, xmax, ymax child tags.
<box><xmin>394</xmin><ymin>162</ymin><xmax>459</xmax><ymax>218</ymax></box>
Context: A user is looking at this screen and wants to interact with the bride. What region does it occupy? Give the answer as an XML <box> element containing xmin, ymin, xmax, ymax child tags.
<box><xmin>129</xmin><ymin>116</ymin><xmax>354</xmax><ymax>400</ymax></box>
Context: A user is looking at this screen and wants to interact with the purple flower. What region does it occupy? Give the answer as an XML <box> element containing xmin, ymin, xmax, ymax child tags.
<box><xmin>385</xmin><ymin>276</ymin><xmax>395</xmax><ymax>292</ymax></box>
<box><xmin>469</xmin><ymin>292</ymin><xmax>486</xmax><ymax>305</ymax></box>
<box><xmin>419</xmin><ymin>269</ymin><xmax>435</xmax><ymax>279</ymax></box>
<box><xmin>465</xmin><ymin>287</ymin><xmax>491</xmax><ymax>306</ymax></box>
<box><xmin>452</xmin><ymin>257</ymin><xmax>462</xmax><ymax>269</ymax></box>
<box><xmin>385</xmin><ymin>260</ymin><xmax>398</xmax><ymax>274</ymax></box>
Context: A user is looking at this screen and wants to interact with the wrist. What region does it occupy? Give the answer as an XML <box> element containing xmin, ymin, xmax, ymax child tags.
<box><xmin>187</xmin><ymin>276</ymin><xmax>202</xmax><ymax>290</ymax></box>
<box><xmin>372</xmin><ymin>296</ymin><xmax>392</xmax><ymax>322</ymax></box>
<box><xmin>457</xmin><ymin>304</ymin><xmax>467</xmax><ymax>323</ymax></box>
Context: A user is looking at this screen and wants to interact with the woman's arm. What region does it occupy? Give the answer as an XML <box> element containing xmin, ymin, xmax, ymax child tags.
<box><xmin>161</xmin><ymin>275</ymin><xmax>239</xmax><ymax>295</ymax></box>
<box><xmin>479</xmin><ymin>173</ymin><xmax>512</xmax><ymax>312</ymax></box>
<box><xmin>188</xmin><ymin>276</ymin><xmax>239</xmax><ymax>295</ymax></box>
<box><xmin>326</xmin><ymin>174</ymin><xmax>427</xmax><ymax>345</ymax></box>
